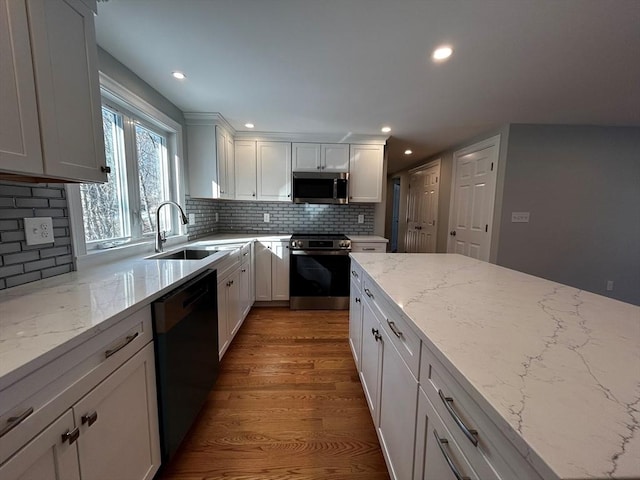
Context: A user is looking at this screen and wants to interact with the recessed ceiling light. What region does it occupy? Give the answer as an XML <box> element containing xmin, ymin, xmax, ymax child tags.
<box><xmin>432</xmin><ymin>46</ymin><xmax>453</xmax><ymax>62</ymax></box>
<box><xmin>404</xmin><ymin>149</ymin><xmax>413</xmax><ymax>155</ymax></box>
<box><xmin>245</xmin><ymin>123</ymin><xmax>255</xmax><ymax>129</ymax></box>
<box><xmin>172</xmin><ymin>71</ymin><xmax>186</xmax><ymax>80</ymax></box>
<box><xmin>381</xmin><ymin>126</ymin><xmax>391</xmax><ymax>133</ymax></box>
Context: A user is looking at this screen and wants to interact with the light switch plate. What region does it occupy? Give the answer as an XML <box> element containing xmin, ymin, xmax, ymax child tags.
<box><xmin>511</xmin><ymin>212</ymin><xmax>530</xmax><ymax>223</ymax></box>
<box><xmin>24</xmin><ymin>217</ymin><xmax>54</xmax><ymax>245</ymax></box>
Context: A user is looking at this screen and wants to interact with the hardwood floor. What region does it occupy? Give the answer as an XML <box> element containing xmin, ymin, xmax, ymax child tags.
<box><xmin>158</xmin><ymin>307</ymin><xmax>390</xmax><ymax>480</ymax></box>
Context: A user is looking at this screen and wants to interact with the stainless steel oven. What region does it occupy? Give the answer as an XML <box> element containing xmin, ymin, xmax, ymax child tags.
<box><xmin>289</xmin><ymin>234</ymin><xmax>351</xmax><ymax>309</ymax></box>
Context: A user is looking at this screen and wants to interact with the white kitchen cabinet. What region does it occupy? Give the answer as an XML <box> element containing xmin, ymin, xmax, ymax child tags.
<box><xmin>0</xmin><ymin>0</ymin><xmax>107</xmax><ymax>183</ymax></box>
<box><xmin>255</xmin><ymin>240</ymin><xmax>290</xmax><ymax>301</ymax></box>
<box><xmin>292</xmin><ymin>143</ymin><xmax>349</xmax><ymax>172</ymax></box>
<box><xmin>351</xmin><ymin>241</ymin><xmax>387</xmax><ymax>253</ymax></box>
<box><xmin>256</xmin><ymin>142</ymin><xmax>292</xmax><ymax>201</ymax></box>
<box><xmin>348</xmin><ymin>267</ymin><xmax>363</xmax><ymax>369</ymax></box>
<box><xmin>0</xmin><ymin>410</ymin><xmax>80</xmax><ymax>480</ymax></box>
<box><xmin>217</xmin><ymin>268</ymin><xmax>240</xmax><ymax>359</ymax></box>
<box><xmin>73</xmin><ymin>343</ymin><xmax>160</xmax><ymax>480</ymax></box>
<box><xmin>186</xmin><ymin>115</ymin><xmax>235</xmax><ymax>199</ymax></box>
<box><xmin>235</xmin><ymin>140</ymin><xmax>258</xmax><ymax>200</ymax></box>
<box><xmin>359</xmin><ymin>298</ymin><xmax>382</xmax><ymax>425</ymax></box>
<box><xmin>0</xmin><ymin>306</ymin><xmax>160</xmax><ymax>480</ymax></box>
<box><xmin>238</xmin><ymin>243</ymin><xmax>253</xmax><ymax>319</ymax></box>
<box><xmin>349</xmin><ymin>144</ymin><xmax>384</xmax><ymax>202</ymax></box>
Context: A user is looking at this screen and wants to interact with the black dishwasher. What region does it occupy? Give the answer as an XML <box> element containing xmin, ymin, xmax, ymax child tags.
<box><xmin>152</xmin><ymin>269</ymin><xmax>218</xmax><ymax>462</ymax></box>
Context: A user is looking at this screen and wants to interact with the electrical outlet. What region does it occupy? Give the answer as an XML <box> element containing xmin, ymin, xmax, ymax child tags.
<box><xmin>511</xmin><ymin>212</ymin><xmax>530</xmax><ymax>223</ymax></box>
<box><xmin>215</xmin><ymin>212</ymin><xmax>219</xmax><ymax>223</ymax></box>
<box><xmin>606</xmin><ymin>280</ymin><xmax>614</xmax><ymax>291</ymax></box>
<box><xmin>263</xmin><ymin>213</ymin><xmax>270</xmax><ymax>223</ymax></box>
<box><xmin>188</xmin><ymin>213</ymin><xmax>195</xmax><ymax>224</ymax></box>
<box><xmin>24</xmin><ymin>217</ymin><xmax>54</xmax><ymax>245</ymax></box>
<box><xmin>358</xmin><ymin>214</ymin><xmax>364</xmax><ymax>224</ymax></box>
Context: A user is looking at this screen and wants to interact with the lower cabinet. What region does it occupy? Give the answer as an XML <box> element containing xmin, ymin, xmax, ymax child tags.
<box><xmin>414</xmin><ymin>387</ymin><xmax>487</xmax><ymax>480</ymax></box>
<box><xmin>348</xmin><ymin>276</ymin><xmax>363</xmax><ymax>369</ymax></box>
<box><xmin>359</xmin><ymin>298</ymin><xmax>382</xmax><ymax>424</ymax></box>
<box><xmin>217</xmin><ymin>267</ymin><xmax>240</xmax><ymax>359</ymax></box>
<box><xmin>255</xmin><ymin>240</ymin><xmax>290</xmax><ymax>302</ymax></box>
<box><xmin>0</xmin><ymin>342</ymin><xmax>160</xmax><ymax>480</ymax></box>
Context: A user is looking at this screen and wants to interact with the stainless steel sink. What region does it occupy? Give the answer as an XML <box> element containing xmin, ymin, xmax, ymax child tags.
<box><xmin>148</xmin><ymin>248</ymin><xmax>217</xmax><ymax>260</ymax></box>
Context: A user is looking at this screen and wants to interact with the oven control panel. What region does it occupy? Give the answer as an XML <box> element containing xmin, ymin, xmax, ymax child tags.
<box><xmin>289</xmin><ymin>235</ymin><xmax>351</xmax><ymax>251</ymax></box>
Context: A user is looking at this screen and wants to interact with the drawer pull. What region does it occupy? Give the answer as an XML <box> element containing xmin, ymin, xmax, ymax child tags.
<box><xmin>355</xmin><ymin>297</ymin><xmax>361</xmax><ymax>303</ymax></box>
<box><xmin>371</xmin><ymin>328</ymin><xmax>382</xmax><ymax>342</ymax></box>
<box><xmin>386</xmin><ymin>319</ymin><xmax>403</xmax><ymax>338</ymax></box>
<box><xmin>362</xmin><ymin>247</ymin><xmax>376</xmax><ymax>251</ymax></box>
<box><xmin>433</xmin><ymin>429</ymin><xmax>470</xmax><ymax>480</ymax></box>
<box><xmin>61</xmin><ymin>427</ymin><xmax>80</xmax><ymax>445</ymax></box>
<box><xmin>364</xmin><ymin>288</ymin><xmax>374</xmax><ymax>298</ymax></box>
<box><xmin>439</xmin><ymin>389</ymin><xmax>479</xmax><ymax>446</ymax></box>
<box><xmin>105</xmin><ymin>331</ymin><xmax>139</xmax><ymax>359</ymax></box>
<box><xmin>81</xmin><ymin>411</ymin><xmax>98</xmax><ymax>427</ymax></box>
<box><xmin>351</xmin><ymin>270</ymin><xmax>359</xmax><ymax>278</ymax></box>
<box><xmin>0</xmin><ymin>407</ymin><xmax>34</xmax><ymax>438</ymax></box>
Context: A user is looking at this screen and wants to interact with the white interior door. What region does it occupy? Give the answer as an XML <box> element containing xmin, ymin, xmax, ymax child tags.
<box><xmin>405</xmin><ymin>161</ymin><xmax>440</xmax><ymax>253</ymax></box>
<box><xmin>448</xmin><ymin>137</ymin><xmax>500</xmax><ymax>261</ymax></box>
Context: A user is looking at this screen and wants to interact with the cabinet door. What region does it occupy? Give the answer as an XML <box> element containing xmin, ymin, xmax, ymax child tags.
<box><xmin>216</xmin><ymin>126</ymin><xmax>229</xmax><ymax>198</ymax></box>
<box><xmin>360</xmin><ymin>299</ymin><xmax>382</xmax><ymax>425</ymax></box>
<box><xmin>349</xmin><ymin>144</ymin><xmax>384</xmax><ymax>202</ymax></box>
<box><xmin>227</xmin><ymin>269</ymin><xmax>242</xmax><ymax>338</ymax></box>
<box><xmin>0</xmin><ymin>410</ymin><xmax>80</xmax><ymax>480</ymax></box>
<box><xmin>349</xmin><ymin>279</ymin><xmax>363</xmax><ymax>369</ymax></box>
<box><xmin>186</xmin><ymin>123</ymin><xmax>218</xmax><ymax>198</ymax></box>
<box><xmin>378</xmin><ymin>328</ymin><xmax>419</xmax><ymax>480</ymax></box>
<box><xmin>27</xmin><ymin>0</ymin><xmax>107</xmax><ymax>182</ymax></box>
<box><xmin>224</xmin><ymin>133</ymin><xmax>235</xmax><ymax>199</ymax></box>
<box><xmin>73</xmin><ymin>343</ymin><xmax>161</xmax><ymax>480</ymax></box>
<box><xmin>217</xmin><ymin>279</ymin><xmax>230</xmax><ymax>358</ymax></box>
<box><xmin>239</xmin><ymin>263</ymin><xmax>251</xmax><ymax>319</ymax></box>
<box><xmin>235</xmin><ymin>140</ymin><xmax>257</xmax><ymax>200</ymax></box>
<box><xmin>254</xmin><ymin>241</ymin><xmax>273</xmax><ymax>301</ymax></box>
<box><xmin>322</xmin><ymin>144</ymin><xmax>349</xmax><ymax>172</ymax></box>
<box><xmin>292</xmin><ymin>143</ymin><xmax>321</xmax><ymax>171</ymax></box>
<box><xmin>414</xmin><ymin>388</ymin><xmax>482</xmax><ymax>480</ymax></box>
<box><xmin>271</xmin><ymin>241</ymin><xmax>290</xmax><ymax>301</ymax></box>
<box><xmin>257</xmin><ymin>142</ymin><xmax>292</xmax><ymax>201</ymax></box>
<box><xmin>0</xmin><ymin>0</ymin><xmax>43</xmax><ymax>175</ymax></box>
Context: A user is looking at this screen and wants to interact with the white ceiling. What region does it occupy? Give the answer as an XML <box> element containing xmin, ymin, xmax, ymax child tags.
<box><xmin>94</xmin><ymin>0</ymin><xmax>640</xmax><ymax>174</ymax></box>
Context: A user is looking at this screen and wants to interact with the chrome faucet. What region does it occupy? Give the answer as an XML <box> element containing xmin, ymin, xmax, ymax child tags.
<box><xmin>155</xmin><ymin>201</ymin><xmax>189</xmax><ymax>253</ymax></box>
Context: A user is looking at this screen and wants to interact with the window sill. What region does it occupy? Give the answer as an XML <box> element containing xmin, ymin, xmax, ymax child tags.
<box><xmin>76</xmin><ymin>234</ymin><xmax>189</xmax><ymax>270</ymax></box>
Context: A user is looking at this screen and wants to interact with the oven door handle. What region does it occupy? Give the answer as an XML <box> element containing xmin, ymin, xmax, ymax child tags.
<box><xmin>290</xmin><ymin>250</ymin><xmax>351</xmax><ymax>256</ymax></box>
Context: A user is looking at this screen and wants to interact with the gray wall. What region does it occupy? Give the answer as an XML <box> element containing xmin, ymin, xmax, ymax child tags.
<box><xmin>0</xmin><ymin>182</ymin><xmax>73</xmax><ymax>290</ymax></box>
<box><xmin>496</xmin><ymin>125</ymin><xmax>640</xmax><ymax>305</ymax></box>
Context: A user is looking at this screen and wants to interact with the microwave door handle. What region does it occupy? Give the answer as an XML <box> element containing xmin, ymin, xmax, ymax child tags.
<box><xmin>333</xmin><ymin>178</ymin><xmax>338</xmax><ymax>199</ymax></box>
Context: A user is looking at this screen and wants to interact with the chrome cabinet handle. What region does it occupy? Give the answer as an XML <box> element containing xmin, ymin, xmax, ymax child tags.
<box><xmin>62</xmin><ymin>427</ymin><xmax>80</xmax><ymax>445</ymax></box>
<box><xmin>386</xmin><ymin>319</ymin><xmax>403</xmax><ymax>338</ymax></box>
<box><xmin>433</xmin><ymin>429</ymin><xmax>470</xmax><ymax>480</ymax></box>
<box><xmin>355</xmin><ymin>297</ymin><xmax>361</xmax><ymax>303</ymax></box>
<box><xmin>351</xmin><ymin>270</ymin><xmax>359</xmax><ymax>277</ymax></box>
<box><xmin>371</xmin><ymin>328</ymin><xmax>381</xmax><ymax>342</ymax></box>
<box><xmin>101</xmin><ymin>166</ymin><xmax>111</xmax><ymax>174</ymax></box>
<box><xmin>0</xmin><ymin>407</ymin><xmax>34</xmax><ymax>438</ymax></box>
<box><xmin>364</xmin><ymin>288</ymin><xmax>374</xmax><ymax>298</ymax></box>
<box><xmin>438</xmin><ymin>389</ymin><xmax>479</xmax><ymax>446</ymax></box>
<box><xmin>81</xmin><ymin>411</ymin><xmax>98</xmax><ymax>427</ymax></box>
<box><xmin>105</xmin><ymin>332</ymin><xmax>139</xmax><ymax>359</ymax></box>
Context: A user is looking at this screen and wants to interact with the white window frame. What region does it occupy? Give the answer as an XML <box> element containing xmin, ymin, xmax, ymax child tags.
<box><xmin>68</xmin><ymin>72</ymin><xmax>187</xmax><ymax>269</ymax></box>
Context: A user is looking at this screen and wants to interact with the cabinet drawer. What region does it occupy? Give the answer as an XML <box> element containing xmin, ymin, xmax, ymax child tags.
<box><xmin>0</xmin><ymin>306</ymin><xmax>152</xmax><ymax>464</ymax></box>
<box><xmin>362</xmin><ymin>275</ymin><xmax>420</xmax><ymax>378</ymax></box>
<box><xmin>240</xmin><ymin>242</ymin><xmax>251</xmax><ymax>264</ymax></box>
<box><xmin>351</xmin><ymin>242</ymin><xmax>386</xmax><ymax>252</ymax></box>
<box><xmin>419</xmin><ymin>343</ymin><xmax>543</xmax><ymax>480</ymax></box>
<box><xmin>350</xmin><ymin>259</ymin><xmax>363</xmax><ymax>289</ymax></box>
<box><xmin>214</xmin><ymin>248</ymin><xmax>241</xmax><ymax>279</ymax></box>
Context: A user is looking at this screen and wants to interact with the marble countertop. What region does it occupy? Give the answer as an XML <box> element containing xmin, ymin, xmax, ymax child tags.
<box><xmin>351</xmin><ymin>253</ymin><xmax>640</xmax><ymax>480</ymax></box>
<box><xmin>0</xmin><ymin>234</ymin><xmax>290</xmax><ymax>390</ymax></box>
<box><xmin>347</xmin><ymin>235</ymin><xmax>388</xmax><ymax>242</ymax></box>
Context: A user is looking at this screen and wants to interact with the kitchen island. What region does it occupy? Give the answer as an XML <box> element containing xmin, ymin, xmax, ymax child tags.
<box><xmin>350</xmin><ymin>253</ymin><xmax>639</xmax><ymax>480</ymax></box>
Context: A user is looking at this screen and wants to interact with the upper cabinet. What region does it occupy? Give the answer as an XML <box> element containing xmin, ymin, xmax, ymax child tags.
<box><xmin>292</xmin><ymin>143</ymin><xmax>349</xmax><ymax>172</ymax></box>
<box><xmin>0</xmin><ymin>0</ymin><xmax>107</xmax><ymax>183</ymax></box>
<box><xmin>234</xmin><ymin>140</ymin><xmax>257</xmax><ymax>201</ymax></box>
<box><xmin>186</xmin><ymin>114</ymin><xmax>235</xmax><ymax>199</ymax></box>
<box><xmin>256</xmin><ymin>142</ymin><xmax>291</xmax><ymax>202</ymax></box>
<box><xmin>349</xmin><ymin>144</ymin><xmax>384</xmax><ymax>203</ymax></box>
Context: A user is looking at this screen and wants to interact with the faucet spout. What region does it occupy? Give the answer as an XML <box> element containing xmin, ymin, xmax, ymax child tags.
<box><xmin>155</xmin><ymin>201</ymin><xmax>189</xmax><ymax>253</ymax></box>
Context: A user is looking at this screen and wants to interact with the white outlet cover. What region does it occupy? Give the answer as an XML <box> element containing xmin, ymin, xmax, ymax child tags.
<box><xmin>358</xmin><ymin>214</ymin><xmax>364</xmax><ymax>224</ymax></box>
<box><xmin>188</xmin><ymin>213</ymin><xmax>196</xmax><ymax>224</ymax></box>
<box><xmin>24</xmin><ymin>217</ymin><xmax>54</xmax><ymax>245</ymax></box>
<box><xmin>511</xmin><ymin>212</ymin><xmax>530</xmax><ymax>223</ymax></box>
<box><xmin>263</xmin><ymin>213</ymin><xmax>270</xmax><ymax>223</ymax></box>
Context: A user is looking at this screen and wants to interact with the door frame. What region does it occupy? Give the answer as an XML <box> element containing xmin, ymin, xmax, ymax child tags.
<box><xmin>406</xmin><ymin>158</ymin><xmax>441</xmax><ymax>253</ymax></box>
<box><xmin>446</xmin><ymin>135</ymin><xmax>501</xmax><ymax>259</ymax></box>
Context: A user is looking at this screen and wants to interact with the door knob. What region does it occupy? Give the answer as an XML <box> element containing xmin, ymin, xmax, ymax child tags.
<box><xmin>449</xmin><ymin>231</ymin><xmax>456</xmax><ymax>236</ymax></box>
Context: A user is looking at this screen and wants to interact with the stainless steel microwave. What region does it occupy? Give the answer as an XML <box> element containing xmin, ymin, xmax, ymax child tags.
<box><xmin>292</xmin><ymin>172</ymin><xmax>349</xmax><ymax>204</ymax></box>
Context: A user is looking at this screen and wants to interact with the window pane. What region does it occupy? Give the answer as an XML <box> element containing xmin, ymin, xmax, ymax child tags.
<box><xmin>80</xmin><ymin>108</ymin><xmax>129</xmax><ymax>243</ymax></box>
<box><xmin>135</xmin><ymin>124</ymin><xmax>170</xmax><ymax>235</ymax></box>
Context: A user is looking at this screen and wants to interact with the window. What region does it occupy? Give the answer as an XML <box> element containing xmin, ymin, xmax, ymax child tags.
<box><xmin>79</xmin><ymin>103</ymin><xmax>176</xmax><ymax>248</ymax></box>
